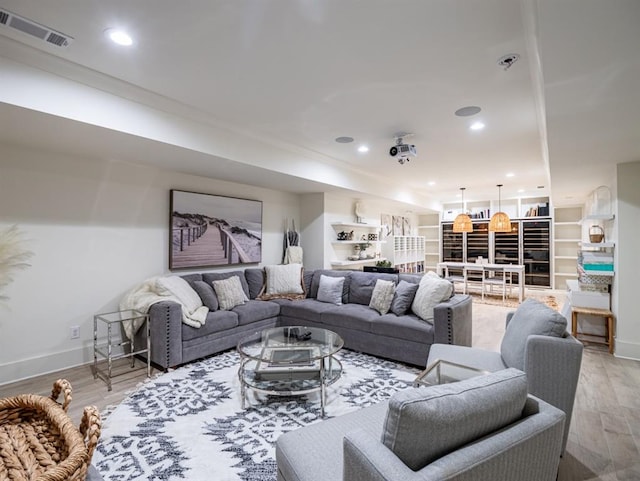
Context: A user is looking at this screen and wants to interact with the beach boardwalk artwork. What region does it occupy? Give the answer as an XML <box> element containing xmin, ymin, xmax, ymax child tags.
<box><xmin>170</xmin><ymin>190</ymin><xmax>262</xmax><ymax>269</ymax></box>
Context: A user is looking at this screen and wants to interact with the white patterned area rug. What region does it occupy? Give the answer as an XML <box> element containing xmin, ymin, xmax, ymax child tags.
<box><xmin>94</xmin><ymin>349</ymin><xmax>419</xmax><ymax>481</ymax></box>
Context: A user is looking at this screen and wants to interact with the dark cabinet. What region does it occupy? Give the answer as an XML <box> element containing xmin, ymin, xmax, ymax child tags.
<box><xmin>522</xmin><ymin>220</ymin><xmax>551</xmax><ymax>287</ymax></box>
<box><xmin>441</xmin><ymin>219</ymin><xmax>551</xmax><ymax>288</ymax></box>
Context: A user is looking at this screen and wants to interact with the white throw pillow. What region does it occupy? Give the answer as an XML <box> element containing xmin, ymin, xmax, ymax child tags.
<box><xmin>411</xmin><ymin>271</ymin><xmax>453</xmax><ymax>322</ymax></box>
<box><xmin>212</xmin><ymin>276</ymin><xmax>249</xmax><ymax>310</ymax></box>
<box><xmin>156</xmin><ymin>276</ymin><xmax>203</xmax><ymax>313</ymax></box>
<box><xmin>316</xmin><ymin>274</ymin><xmax>344</xmax><ymax>305</ymax></box>
<box><xmin>264</xmin><ymin>264</ymin><xmax>304</xmax><ymax>295</ymax></box>
<box><xmin>369</xmin><ymin>279</ymin><xmax>396</xmax><ymax>315</ymax></box>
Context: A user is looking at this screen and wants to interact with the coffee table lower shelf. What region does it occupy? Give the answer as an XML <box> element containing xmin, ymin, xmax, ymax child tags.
<box><xmin>238</xmin><ymin>356</ymin><xmax>342</xmax><ymax>417</ymax></box>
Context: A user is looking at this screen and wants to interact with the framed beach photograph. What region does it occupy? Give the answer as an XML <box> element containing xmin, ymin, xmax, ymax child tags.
<box><xmin>169</xmin><ymin>190</ymin><xmax>263</xmax><ymax>269</ymax></box>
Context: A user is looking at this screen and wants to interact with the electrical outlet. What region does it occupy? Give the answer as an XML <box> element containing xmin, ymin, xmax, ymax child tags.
<box><xmin>70</xmin><ymin>325</ymin><xmax>80</xmax><ymax>339</ymax></box>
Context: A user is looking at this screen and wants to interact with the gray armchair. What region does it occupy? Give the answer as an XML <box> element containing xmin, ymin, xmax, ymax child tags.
<box><xmin>276</xmin><ymin>369</ymin><xmax>565</xmax><ymax>481</ymax></box>
<box><xmin>427</xmin><ymin>297</ymin><xmax>583</xmax><ymax>454</ymax></box>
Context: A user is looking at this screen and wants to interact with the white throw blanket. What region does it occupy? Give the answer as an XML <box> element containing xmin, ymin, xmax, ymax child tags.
<box><xmin>119</xmin><ymin>277</ymin><xmax>209</xmax><ymax>339</ymax></box>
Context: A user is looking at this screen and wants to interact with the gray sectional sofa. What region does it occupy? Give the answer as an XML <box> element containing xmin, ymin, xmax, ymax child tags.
<box><xmin>138</xmin><ymin>268</ymin><xmax>472</xmax><ymax>369</ymax></box>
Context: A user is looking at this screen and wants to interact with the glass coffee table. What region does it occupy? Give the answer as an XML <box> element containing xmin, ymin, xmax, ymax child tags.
<box><xmin>414</xmin><ymin>359</ymin><xmax>490</xmax><ymax>387</ymax></box>
<box><xmin>237</xmin><ymin>326</ymin><xmax>343</xmax><ymax>416</ymax></box>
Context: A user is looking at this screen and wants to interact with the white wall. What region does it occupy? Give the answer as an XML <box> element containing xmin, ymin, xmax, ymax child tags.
<box><xmin>614</xmin><ymin>160</ymin><xmax>640</xmax><ymax>360</ymax></box>
<box><xmin>0</xmin><ymin>144</ymin><xmax>300</xmax><ymax>384</ymax></box>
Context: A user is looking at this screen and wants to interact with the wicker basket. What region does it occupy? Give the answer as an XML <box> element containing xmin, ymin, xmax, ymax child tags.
<box><xmin>0</xmin><ymin>379</ymin><xmax>101</xmax><ymax>481</ymax></box>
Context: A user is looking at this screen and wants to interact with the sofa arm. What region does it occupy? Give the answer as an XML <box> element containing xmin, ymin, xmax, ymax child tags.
<box><xmin>525</xmin><ymin>334</ymin><xmax>583</xmax><ymax>454</ymax></box>
<box><xmin>433</xmin><ymin>294</ymin><xmax>472</xmax><ymax>347</ymax></box>
<box><xmin>147</xmin><ymin>301</ymin><xmax>184</xmax><ymax>369</ymax></box>
<box><xmin>343</xmin><ymin>429</ymin><xmax>422</xmax><ymax>481</ymax></box>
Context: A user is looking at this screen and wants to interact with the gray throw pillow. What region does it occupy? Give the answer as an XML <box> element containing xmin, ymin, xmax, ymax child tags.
<box><xmin>316</xmin><ymin>274</ymin><xmax>345</xmax><ymax>305</ymax></box>
<box><xmin>390</xmin><ymin>280</ymin><xmax>419</xmax><ymax>316</ymax></box>
<box><xmin>381</xmin><ymin>368</ymin><xmax>528</xmax><ymax>471</ymax></box>
<box><xmin>192</xmin><ymin>280</ymin><xmax>219</xmax><ymax>311</ymax></box>
<box><xmin>500</xmin><ymin>298</ymin><xmax>568</xmax><ymax>370</ymax></box>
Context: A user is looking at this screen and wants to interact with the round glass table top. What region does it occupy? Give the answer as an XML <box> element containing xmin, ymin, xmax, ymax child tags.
<box><xmin>237</xmin><ymin>326</ymin><xmax>344</xmax><ymax>363</ymax></box>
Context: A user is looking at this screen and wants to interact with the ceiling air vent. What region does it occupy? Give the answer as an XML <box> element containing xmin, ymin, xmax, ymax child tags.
<box><xmin>0</xmin><ymin>8</ymin><xmax>73</xmax><ymax>48</ymax></box>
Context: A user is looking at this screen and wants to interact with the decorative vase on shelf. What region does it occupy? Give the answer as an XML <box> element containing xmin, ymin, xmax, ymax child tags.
<box><xmin>359</xmin><ymin>249</ymin><xmax>368</xmax><ymax>260</ymax></box>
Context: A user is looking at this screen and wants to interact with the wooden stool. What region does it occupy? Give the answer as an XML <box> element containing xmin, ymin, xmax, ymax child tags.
<box><xmin>571</xmin><ymin>306</ymin><xmax>614</xmax><ymax>354</ymax></box>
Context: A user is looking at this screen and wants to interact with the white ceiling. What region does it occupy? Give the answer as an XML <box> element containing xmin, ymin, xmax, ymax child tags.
<box><xmin>0</xmin><ymin>0</ymin><xmax>638</xmax><ymax>211</ymax></box>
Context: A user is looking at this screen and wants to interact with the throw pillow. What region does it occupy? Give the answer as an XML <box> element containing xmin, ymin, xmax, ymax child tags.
<box><xmin>411</xmin><ymin>271</ymin><xmax>453</xmax><ymax>322</ymax></box>
<box><xmin>192</xmin><ymin>280</ymin><xmax>219</xmax><ymax>311</ymax></box>
<box><xmin>155</xmin><ymin>276</ymin><xmax>203</xmax><ymax>313</ymax></box>
<box><xmin>381</xmin><ymin>368</ymin><xmax>528</xmax><ymax>471</ymax></box>
<box><xmin>258</xmin><ymin>263</ymin><xmax>306</xmax><ymax>300</ymax></box>
<box><xmin>212</xmin><ymin>276</ymin><xmax>249</xmax><ymax>310</ymax></box>
<box><xmin>500</xmin><ymin>297</ymin><xmax>568</xmax><ymax>370</ymax></box>
<box><xmin>316</xmin><ymin>274</ymin><xmax>345</xmax><ymax>305</ymax></box>
<box><xmin>369</xmin><ymin>279</ymin><xmax>396</xmax><ymax>315</ymax></box>
<box><xmin>390</xmin><ymin>280</ymin><xmax>419</xmax><ymax>316</ymax></box>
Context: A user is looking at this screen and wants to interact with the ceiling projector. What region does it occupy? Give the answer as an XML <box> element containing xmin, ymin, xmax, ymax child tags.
<box><xmin>389</xmin><ymin>139</ymin><xmax>417</xmax><ymax>164</ymax></box>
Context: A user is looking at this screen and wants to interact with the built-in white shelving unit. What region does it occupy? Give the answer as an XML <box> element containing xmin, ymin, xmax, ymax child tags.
<box><xmin>381</xmin><ymin>235</ymin><xmax>425</xmax><ymax>273</ymax></box>
<box><xmin>553</xmin><ymin>206</ymin><xmax>582</xmax><ymax>289</ymax></box>
<box><xmin>418</xmin><ymin>213</ymin><xmax>440</xmax><ymax>273</ymax></box>
<box><xmin>329</xmin><ymin>222</ymin><xmax>385</xmax><ymax>269</ymax></box>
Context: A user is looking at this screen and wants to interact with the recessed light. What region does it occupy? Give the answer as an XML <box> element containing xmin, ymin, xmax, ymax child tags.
<box><xmin>357</xmin><ymin>145</ymin><xmax>369</xmax><ymax>153</ymax></box>
<box><xmin>470</xmin><ymin>121</ymin><xmax>485</xmax><ymax>131</ymax></box>
<box><xmin>454</xmin><ymin>106</ymin><xmax>481</xmax><ymax>117</ymax></box>
<box><xmin>335</xmin><ymin>136</ymin><xmax>354</xmax><ymax>143</ymax></box>
<box><xmin>506</xmin><ymin>173</ymin><xmax>515</xmax><ymax>177</ymax></box>
<box><xmin>105</xmin><ymin>28</ymin><xmax>133</xmax><ymax>46</ymax></box>
<box><xmin>517</xmin><ymin>189</ymin><xmax>525</xmax><ymax>193</ymax></box>
<box><xmin>427</xmin><ymin>181</ymin><xmax>436</xmax><ymax>186</ymax></box>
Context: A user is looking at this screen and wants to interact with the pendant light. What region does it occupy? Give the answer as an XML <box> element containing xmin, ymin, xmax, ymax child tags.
<box><xmin>489</xmin><ymin>184</ymin><xmax>511</xmax><ymax>232</ymax></box>
<box><xmin>452</xmin><ymin>187</ymin><xmax>473</xmax><ymax>233</ymax></box>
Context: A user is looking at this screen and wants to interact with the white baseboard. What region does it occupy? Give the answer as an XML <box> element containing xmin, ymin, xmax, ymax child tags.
<box><xmin>0</xmin><ymin>345</ymin><xmax>93</xmax><ymax>386</ymax></box>
<box><xmin>613</xmin><ymin>338</ymin><xmax>640</xmax><ymax>361</ymax></box>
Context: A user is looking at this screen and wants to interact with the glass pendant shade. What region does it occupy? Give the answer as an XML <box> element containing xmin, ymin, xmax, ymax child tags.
<box><xmin>489</xmin><ymin>184</ymin><xmax>511</xmax><ymax>232</ymax></box>
<box><xmin>452</xmin><ymin>187</ymin><xmax>473</xmax><ymax>233</ymax></box>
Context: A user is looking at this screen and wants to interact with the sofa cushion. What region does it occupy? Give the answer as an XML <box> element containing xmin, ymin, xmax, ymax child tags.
<box><xmin>317</xmin><ymin>274</ymin><xmax>345</xmax><ymax>305</ymax></box>
<box><xmin>500</xmin><ymin>297</ymin><xmax>568</xmax><ymax>370</ymax></box>
<box><xmin>369</xmin><ymin>279</ymin><xmax>396</xmax><ymax>315</ymax></box>
<box><xmin>212</xmin><ymin>276</ymin><xmax>249</xmax><ymax>310</ymax></box>
<box><xmin>411</xmin><ymin>271</ymin><xmax>453</xmax><ymax>322</ymax></box>
<box><xmin>390</xmin><ymin>280</ymin><xmax>419</xmax><ymax>316</ymax></box>
<box><xmin>244</xmin><ymin>268</ymin><xmax>265</xmax><ymax>300</ymax></box>
<box><xmin>203</xmin><ymin>271</ymin><xmax>250</xmax><ymax>298</ymax></box>
<box><xmin>258</xmin><ymin>264</ymin><xmax>306</xmax><ymax>300</ymax></box>
<box><xmin>381</xmin><ymin>368</ymin><xmax>528</xmax><ymax>471</ymax></box>
<box><xmin>303</xmin><ymin>270</ymin><xmax>314</xmax><ymax>298</ymax></box>
<box><xmin>181</xmin><ymin>310</ymin><xmax>239</xmax><ymax>341</ymax></box>
<box><xmin>321</xmin><ymin>304</ymin><xmax>379</xmax><ymax>332</ymax></box>
<box><xmin>192</xmin><ymin>280</ymin><xmax>219</xmax><ymax>311</ymax></box>
<box><xmin>372</xmin><ymin>313</ymin><xmax>434</xmax><ymax>344</ymax></box>
<box><xmin>156</xmin><ymin>276</ymin><xmax>203</xmax><ymax>313</ymax></box>
<box><xmin>348</xmin><ymin>271</ymin><xmax>398</xmax><ymax>305</ymax></box>
<box><xmin>232</xmin><ymin>299</ymin><xmax>280</xmax><ymax>326</ymax></box>
<box><xmin>278</xmin><ymin>298</ymin><xmax>337</xmax><ymax>323</ymax></box>
<box><xmin>309</xmin><ymin>270</ymin><xmax>351</xmax><ymax>304</ymax></box>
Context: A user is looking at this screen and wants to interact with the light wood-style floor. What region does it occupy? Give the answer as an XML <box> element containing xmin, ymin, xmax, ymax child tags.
<box><xmin>1</xmin><ymin>299</ymin><xmax>639</xmax><ymax>480</ymax></box>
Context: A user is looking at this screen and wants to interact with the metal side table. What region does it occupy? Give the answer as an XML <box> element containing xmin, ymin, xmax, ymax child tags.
<box><xmin>93</xmin><ymin>309</ymin><xmax>151</xmax><ymax>390</ymax></box>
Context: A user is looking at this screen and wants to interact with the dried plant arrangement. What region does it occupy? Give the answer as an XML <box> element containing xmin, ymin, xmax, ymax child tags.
<box><xmin>0</xmin><ymin>225</ymin><xmax>34</xmax><ymax>301</ymax></box>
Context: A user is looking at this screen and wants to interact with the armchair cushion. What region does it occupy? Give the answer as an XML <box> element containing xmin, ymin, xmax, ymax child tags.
<box><xmin>381</xmin><ymin>368</ymin><xmax>528</xmax><ymax>471</ymax></box>
<box><xmin>500</xmin><ymin>298</ymin><xmax>567</xmax><ymax>370</ymax></box>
